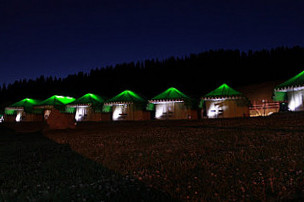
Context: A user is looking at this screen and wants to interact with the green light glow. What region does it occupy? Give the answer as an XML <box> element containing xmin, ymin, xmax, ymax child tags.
<box><xmin>71</xmin><ymin>93</ymin><xmax>105</xmax><ymax>105</ymax></box>
<box><xmin>102</xmin><ymin>105</ymin><xmax>112</xmax><ymax>113</ymax></box>
<box><xmin>11</xmin><ymin>98</ymin><xmax>41</xmax><ymax>108</ymax></box>
<box><xmin>146</xmin><ymin>103</ymin><xmax>155</xmax><ymax>111</ymax></box>
<box><xmin>151</xmin><ymin>87</ymin><xmax>191</xmax><ymax>101</ymax></box>
<box><xmin>39</xmin><ymin>95</ymin><xmax>76</xmax><ymax>106</ymax></box>
<box><xmin>273</xmin><ymin>91</ymin><xmax>287</xmax><ymax>102</ymax></box>
<box><xmin>203</xmin><ymin>83</ymin><xmax>243</xmax><ymax>98</ymax></box>
<box><xmin>6</xmin><ymin>98</ymin><xmax>42</xmax><ymax>114</ymax></box>
<box><xmin>5</xmin><ymin>109</ymin><xmax>16</xmax><ymax>115</ymax></box>
<box><xmin>275</xmin><ymin>70</ymin><xmax>304</xmax><ymax>89</ymax></box>
<box><xmin>105</xmin><ymin>90</ymin><xmax>146</xmax><ymax>104</ymax></box>
<box><xmin>66</xmin><ymin>106</ymin><xmax>76</xmax><ymax>113</ymax></box>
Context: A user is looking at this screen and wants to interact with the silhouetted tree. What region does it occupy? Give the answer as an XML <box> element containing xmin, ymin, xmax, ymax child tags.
<box><xmin>1</xmin><ymin>46</ymin><xmax>304</xmax><ymax>113</ymax></box>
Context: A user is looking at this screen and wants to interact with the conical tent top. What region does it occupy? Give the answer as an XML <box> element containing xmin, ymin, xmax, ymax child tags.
<box><xmin>150</xmin><ymin>87</ymin><xmax>191</xmax><ymax>103</ymax></box>
<box><xmin>202</xmin><ymin>83</ymin><xmax>244</xmax><ymax>100</ymax></box>
<box><xmin>275</xmin><ymin>70</ymin><xmax>304</xmax><ymax>91</ymax></box>
<box><xmin>69</xmin><ymin>93</ymin><xmax>105</xmax><ymax>106</ymax></box>
<box><xmin>10</xmin><ymin>98</ymin><xmax>41</xmax><ymax>108</ymax></box>
<box><xmin>5</xmin><ymin>98</ymin><xmax>41</xmax><ymax>114</ymax></box>
<box><xmin>38</xmin><ymin>95</ymin><xmax>76</xmax><ymax>106</ymax></box>
<box><xmin>105</xmin><ymin>90</ymin><xmax>146</xmax><ymax>105</ymax></box>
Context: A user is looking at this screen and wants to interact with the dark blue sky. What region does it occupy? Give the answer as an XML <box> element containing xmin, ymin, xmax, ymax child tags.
<box><xmin>1</xmin><ymin>0</ymin><xmax>303</xmax><ymax>86</ymax></box>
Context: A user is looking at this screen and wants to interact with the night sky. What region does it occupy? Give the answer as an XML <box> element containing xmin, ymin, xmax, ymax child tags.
<box><xmin>1</xmin><ymin>0</ymin><xmax>303</xmax><ymax>86</ymax></box>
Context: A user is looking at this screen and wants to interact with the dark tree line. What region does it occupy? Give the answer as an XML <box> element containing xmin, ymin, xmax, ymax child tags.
<box><xmin>1</xmin><ymin>46</ymin><xmax>304</xmax><ymax>111</ymax></box>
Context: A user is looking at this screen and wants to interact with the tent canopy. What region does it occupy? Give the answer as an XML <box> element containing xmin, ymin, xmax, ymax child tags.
<box><xmin>275</xmin><ymin>70</ymin><xmax>304</xmax><ymax>91</ymax></box>
<box><xmin>104</xmin><ymin>90</ymin><xmax>146</xmax><ymax>105</ymax></box>
<box><xmin>150</xmin><ymin>87</ymin><xmax>191</xmax><ymax>102</ymax></box>
<box><xmin>69</xmin><ymin>93</ymin><xmax>105</xmax><ymax>106</ymax></box>
<box><xmin>10</xmin><ymin>98</ymin><xmax>41</xmax><ymax>108</ymax></box>
<box><xmin>38</xmin><ymin>95</ymin><xmax>75</xmax><ymax>106</ymax></box>
<box><xmin>202</xmin><ymin>83</ymin><xmax>244</xmax><ymax>100</ymax></box>
<box><xmin>5</xmin><ymin>98</ymin><xmax>41</xmax><ymax>114</ymax></box>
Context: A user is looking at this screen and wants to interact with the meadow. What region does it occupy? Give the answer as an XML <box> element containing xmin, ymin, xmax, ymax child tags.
<box><xmin>2</xmin><ymin>112</ymin><xmax>304</xmax><ymax>201</ymax></box>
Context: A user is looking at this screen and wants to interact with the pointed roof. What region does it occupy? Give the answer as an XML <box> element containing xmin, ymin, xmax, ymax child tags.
<box><xmin>38</xmin><ymin>95</ymin><xmax>76</xmax><ymax>106</ymax></box>
<box><xmin>5</xmin><ymin>98</ymin><xmax>41</xmax><ymax>113</ymax></box>
<box><xmin>202</xmin><ymin>83</ymin><xmax>244</xmax><ymax>100</ymax></box>
<box><xmin>69</xmin><ymin>93</ymin><xmax>105</xmax><ymax>106</ymax></box>
<box><xmin>10</xmin><ymin>98</ymin><xmax>41</xmax><ymax>108</ymax></box>
<box><xmin>149</xmin><ymin>87</ymin><xmax>191</xmax><ymax>103</ymax></box>
<box><xmin>275</xmin><ymin>70</ymin><xmax>304</xmax><ymax>91</ymax></box>
<box><xmin>104</xmin><ymin>90</ymin><xmax>146</xmax><ymax>105</ymax></box>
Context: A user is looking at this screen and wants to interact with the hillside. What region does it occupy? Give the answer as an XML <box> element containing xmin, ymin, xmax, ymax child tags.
<box><xmin>1</xmin><ymin>46</ymin><xmax>304</xmax><ymax>111</ymax></box>
<box><xmin>2</xmin><ymin>112</ymin><xmax>304</xmax><ymax>201</ymax></box>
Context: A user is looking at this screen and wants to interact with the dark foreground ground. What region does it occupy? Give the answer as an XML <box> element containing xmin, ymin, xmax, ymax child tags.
<box><xmin>2</xmin><ymin>112</ymin><xmax>304</xmax><ymax>201</ymax></box>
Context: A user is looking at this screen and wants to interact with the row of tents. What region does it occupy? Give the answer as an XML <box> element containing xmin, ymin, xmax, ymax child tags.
<box><xmin>2</xmin><ymin>70</ymin><xmax>304</xmax><ymax>123</ymax></box>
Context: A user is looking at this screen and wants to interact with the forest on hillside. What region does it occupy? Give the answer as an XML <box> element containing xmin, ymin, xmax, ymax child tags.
<box><xmin>1</xmin><ymin>46</ymin><xmax>304</xmax><ymax>111</ymax></box>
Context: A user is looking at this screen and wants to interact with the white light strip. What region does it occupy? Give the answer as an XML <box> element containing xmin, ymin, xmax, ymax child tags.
<box><xmin>275</xmin><ymin>85</ymin><xmax>304</xmax><ymax>92</ymax></box>
<box><xmin>150</xmin><ymin>101</ymin><xmax>184</xmax><ymax>104</ymax></box>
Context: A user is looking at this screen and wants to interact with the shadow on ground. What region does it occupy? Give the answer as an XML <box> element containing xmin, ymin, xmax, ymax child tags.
<box><xmin>0</xmin><ymin>125</ymin><xmax>175</xmax><ymax>202</ymax></box>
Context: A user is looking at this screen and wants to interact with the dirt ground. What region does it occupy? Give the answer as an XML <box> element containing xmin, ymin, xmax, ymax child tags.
<box><xmin>3</xmin><ymin>112</ymin><xmax>304</xmax><ymax>201</ymax></box>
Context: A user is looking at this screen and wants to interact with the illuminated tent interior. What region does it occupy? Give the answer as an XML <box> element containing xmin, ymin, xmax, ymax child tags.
<box><xmin>201</xmin><ymin>83</ymin><xmax>250</xmax><ymax>118</ymax></box>
<box><xmin>4</xmin><ymin>98</ymin><xmax>42</xmax><ymax>122</ymax></box>
<box><xmin>35</xmin><ymin>95</ymin><xmax>75</xmax><ymax>120</ymax></box>
<box><xmin>104</xmin><ymin>90</ymin><xmax>150</xmax><ymax>121</ymax></box>
<box><xmin>273</xmin><ymin>70</ymin><xmax>304</xmax><ymax>111</ymax></box>
<box><xmin>67</xmin><ymin>93</ymin><xmax>106</xmax><ymax>122</ymax></box>
<box><xmin>149</xmin><ymin>87</ymin><xmax>197</xmax><ymax>120</ymax></box>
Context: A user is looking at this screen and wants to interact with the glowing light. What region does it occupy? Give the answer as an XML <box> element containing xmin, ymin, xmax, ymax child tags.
<box><xmin>106</xmin><ymin>90</ymin><xmax>145</xmax><ymax>104</ymax></box>
<box><xmin>150</xmin><ymin>87</ymin><xmax>191</xmax><ymax>103</ymax></box>
<box><xmin>70</xmin><ymin>93</ymin><xmax>104</xmax><ymax>106</ymax></box>
<box><xmin>155</xmin><ymin>102</ymin><xmax>174</xmax><ymax>119</ymax></box>
<box><xmin>75</xmin><ymin>106</ymin><xmax>88</xmax><ymax>122</ymax></box>
<box><xmin>288</xmin><ymin>91</ymin><xmax>304</xmax><ymax>111</ymax></box>
<box><xmin>207</xmin><ymin>102</ymin><xmax>226</xmax><ymax>118</ymax></box>
<box><xmin>112</xmin><ymin>105</ymin><xmax>128</xmax><ymax>121</ymax></box>
<box><xmin>0</xmin><ymin>115</ymin><xmax>3</xmax><ymax>123</ymax></box>
<box><xmin>275</xmin><ymin>70</ymin><xmax>304</xmax><ymax>91</ymax></box>
<box><xmin>203</xmin><ymin>83</ymin><xmax>242</xmax><ymax>99</ymax></box>
<box><xmin>44</xmin><ymin>110</ymin><xmax>51</xmax><ymax>120</ymax></box>
<box><xmin>152</xmin><ymin>101</ymin><xmax>184</xmax><ymax>104</ymax></box>
<box><xmin>155</xmin><ymin>104</ymin><xmax>165</xmax><ymax>118</ymax></box>
<box><xmin>39</xmin><ymin>95</ymin><xmax>76</xmax><ymax>106</ymax></box>
<box><xmin>15</xmin><ymin>111</ymin><xmax>23</xmax><ymax>122</ymax></box>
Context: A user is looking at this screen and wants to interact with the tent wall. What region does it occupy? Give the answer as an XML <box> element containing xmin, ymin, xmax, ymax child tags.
<box><xmin>75</xmin><ymin>106</ymin><xmax>112</xmax><ymax>122</ymax></box>
<box><xmin>4</xmin><ymin>115</ymin><xmax>16</xmax><ymax>122</ymax></box>
<box><xmin>112</xmin><ymin>104</ymin><xmax>150</xmax><ymax>121</ymax></box>
<box><xmin>133</xmin><ymin>110</ymin><xmax>151</xmax><ymax>121</ymax></box>
<box><xmin>204</xmin><ymin>99</ymin><xmax>249</xmax><ymax>118</ymax></box>
<box><xmin>100</xmin><ymin>113</ymin><xmax>112</xmax><ymax>121</ymax></box>
<box><xmin>4</xmin><ymin>113</ymin><xmax>43</xmax><ymax>122</ymax></box>
<box><xmin>22</xmin><ymin>114</ymin><xmax>44</xmax><ymax>122</ymax></box>
<box><xmin>154</xmin><ymin>102</ymin><xmax>196</xmax><ymax>120</ymax></box>
<box><xmin>287</xmin><ymin>90</ymin><xmax>304</xmax><ymax>111</ymax></box>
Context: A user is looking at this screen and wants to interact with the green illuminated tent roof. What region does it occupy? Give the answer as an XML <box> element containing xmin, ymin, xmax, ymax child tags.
<box><xmin>10</xmin><ymin>98</ymin><xmax>41</xmax><ymax>108</ymax></box>
<box><xmin>69</xmin><ymin>93</ymin><xmax>105</xmax><ymax>106</ymax></box>
<box><xmin>5</xmin><ymin>98</ymin><xmax>41</xmax><ymax>113</ymax></box>
<box><xmin>38</xmin><ymin>95</ymin><xmax>75</xmax><ymax>106</ymax></box>
<box><xmin>5</xmin><ymin>98</ymin><xmax>41</xmax><ymax>114</ymax></box>
<box><xmin>105</xmin><ymin>90</ymin><xmax>146</xmax><ymax>105</ymax></box>
<box><xmin>275</xmin><ymin>70</ymin><xmax>304</xmax><ymax>90</ymax></box>
<box><xmin>202</xmin><ymin>83</ymin><xmax>244</xmax><ymax>99</ymax></box>
<box><xmin>149</xmin><ymin>87</ymin><xmax>191</xmax><ymax>102</ymax></box>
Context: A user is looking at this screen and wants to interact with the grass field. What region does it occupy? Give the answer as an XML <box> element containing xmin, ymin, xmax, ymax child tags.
<box><xmin>2</xmin><ymin>112</ymin><xmax>304</xmax><ymax>201</ymax></box>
